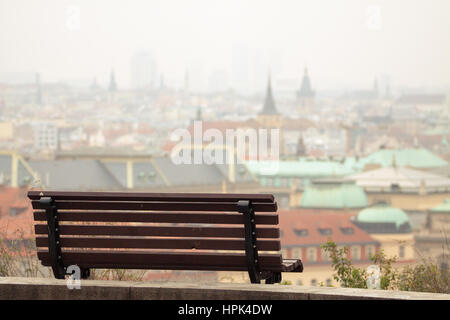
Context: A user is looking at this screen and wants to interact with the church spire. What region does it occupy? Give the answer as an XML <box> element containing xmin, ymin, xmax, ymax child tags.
<box><xmin>260</xmin><ymin>74</ymin><xmax>278</xmax><ymax>115</ymax></box>
<box><xmin>297</xmin><ymin>67</ymin><xmax>315</xmax><ymax>98</ymax></box>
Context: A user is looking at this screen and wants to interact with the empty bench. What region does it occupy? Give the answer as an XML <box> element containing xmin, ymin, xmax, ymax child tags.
<box><xmin>28</xmin><ymin>191</ymin><xmax>303</xmax><ymax>284</ymax></box>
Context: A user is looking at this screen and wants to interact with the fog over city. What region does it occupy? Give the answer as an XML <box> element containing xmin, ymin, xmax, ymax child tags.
<box><xmin>1</xmin><ymin>0</ymin><xmax>449</xmax><ymax>92</ymax></box>
<box><xmin>0</xmin><ymin>1</ymin><xmax>449</xmax><ymax>291</ymax></box>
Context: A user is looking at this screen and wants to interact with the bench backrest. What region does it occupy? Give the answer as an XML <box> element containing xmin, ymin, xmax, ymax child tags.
<box><xmin>28</xmin><ymin>191</ymin><xmax>281</xmax><ymax>278</ymax></box>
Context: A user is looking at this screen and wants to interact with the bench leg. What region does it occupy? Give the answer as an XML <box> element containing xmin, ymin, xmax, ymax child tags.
<box><xmin>80</xmin><ymin>268</ymin><xmax>90</xmax><ymax>279</ymax></box>
<box><xmin>265</xmin><ymin>272</ymin><xmax>282</xmax><ymax>284</ymax></box>
<box><xmin>51</xmin><ymin>266</ymin><xmax>66</xmax><ymax>279</ymax></box>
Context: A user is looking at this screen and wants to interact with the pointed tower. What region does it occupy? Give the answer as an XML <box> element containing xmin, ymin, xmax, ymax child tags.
<box><xmin>260</xmin><ymin>74</ymin><xmax>279</xmax><ymax>115</ymax></box>
<box><xmin>296</xmin><ymin>67</ymin><xmax>315</xmax><ymax>114</ymax></box>
<box><xmin>257</xmin><ymin>74</ymin><xmax>283</xmax><ymax>128</ymax></box>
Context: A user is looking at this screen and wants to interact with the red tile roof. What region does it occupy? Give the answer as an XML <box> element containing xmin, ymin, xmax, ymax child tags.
<box><xmin>0</xmin><ymin>187</ymin><xmax>34</xmax><ymax>240</ymax></box>
<box><xmin>278</xmin><ymin>210</ymin><xmax>378</xmax><ymax>247</ymax></box>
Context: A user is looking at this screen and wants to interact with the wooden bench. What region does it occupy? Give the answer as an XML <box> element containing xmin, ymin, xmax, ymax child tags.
<box><xmin>28</xmin><ymin>190</ymin><xmax>303</xmax><ymax>284</ymax></box>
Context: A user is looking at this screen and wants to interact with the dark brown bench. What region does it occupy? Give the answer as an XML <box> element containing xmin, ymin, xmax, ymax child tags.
<box><xmin>28</xmin><ymin>190</ymin><xmax>303</xmax><ymax>284</ymax></box>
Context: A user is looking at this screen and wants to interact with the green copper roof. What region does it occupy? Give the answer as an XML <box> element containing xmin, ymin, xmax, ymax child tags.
<box><xmin>356</xmin><ymin>204</ymin><xmax>411</xmax><ymax>228</ymax></box>
<box><xmin>300</xmin><ymin>181</ymin><xmax>368</xmax><ymax>209</ymax></box>
<box><xmin>344</xmin><ymin>149</ymin><xmax>448</xmax><ymax>170</ymax></box>
<box><xmin>431</xmin><ymin>199</ymin><xmax>450</xmax><ymax>213</ymax></box>
<box><xmin>245</xmin><ymin>159</ymin><xmax>356</xmax><ymax>178</ymax></box>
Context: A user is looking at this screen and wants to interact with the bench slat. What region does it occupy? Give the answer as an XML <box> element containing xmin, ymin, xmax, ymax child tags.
<box><xmin>35</xmin><ymin>236</ymin><xmax>281</xmax><ymax>251</ymax></box>
<box><xmin>37</xmin><ymin>250</ymin><xmax>283</xmax><ymax>270</ymax></box>
<box><xmin>33</xmin><ymin>210</ymin><xmax>278</xmax><ymax>225</ymax></box>
<box><xmin>34</xmin><ymin>224</ymin><xmax>280</xmax><ymax>238</ymax></box>
<box><xmin>281</xmin><ymin>259</ymin><xmax>304</xmax><ymax>272</ymax></box>
<box><xmin>28</xmin><ymin>191</ymin><xmax>275</xmax><ymax>203</ymax></box>
<box><xmin>31</xmin><ymin>200</ymin><xmax>277</xmax><ymax>212</ymax></box>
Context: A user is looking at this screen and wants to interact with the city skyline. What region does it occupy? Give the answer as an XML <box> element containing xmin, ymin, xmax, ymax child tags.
<box><xmin>0</xmin><ymin>0</ymin><xmax>449</xmax><ymax>92</ymax></box>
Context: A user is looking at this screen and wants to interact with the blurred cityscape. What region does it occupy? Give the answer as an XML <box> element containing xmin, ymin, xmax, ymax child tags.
<box><xmin>0</xmin><ymin>0</ymin><xmax>449</xmax><ymax>286</ymax></box>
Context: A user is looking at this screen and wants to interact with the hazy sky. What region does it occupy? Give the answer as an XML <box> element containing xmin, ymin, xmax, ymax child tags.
<box><xmin>0</xmin><ymin>0</ymin><xmax>449</xmax><ymax>91</ymax></box>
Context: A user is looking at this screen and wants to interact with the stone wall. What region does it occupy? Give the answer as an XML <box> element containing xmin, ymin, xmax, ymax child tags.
<box><xmin>0</xmin><ymin>277</ymin><xmax>449</xmax><ymax>300</ymax></box>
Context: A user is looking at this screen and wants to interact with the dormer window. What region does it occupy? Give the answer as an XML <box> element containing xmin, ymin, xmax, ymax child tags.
<box><xmin>318</xmin><ymin>228</ymin><xmax>332</xmax><ymax>236</ymax></box>
<box><xmin>148</xmin><ymin>171</ymin><xmax>156</xmax><ymax>180</ymax></box>
<box><xmin>340</xmin><ymin>227</ymin><xmax>354</xmax><ymax>235</ymax></box>
<box><xmin>138</xmin><ymin>171</ymin><xmax>146</xmax><ymax>180</ymax></box>
<box><xmin>293</xmin><ymin>229</ymin><xmax>308</xmax><ymax>237</ymax></box>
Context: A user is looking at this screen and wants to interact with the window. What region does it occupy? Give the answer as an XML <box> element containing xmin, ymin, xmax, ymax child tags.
<box><xmin>351</xmin><ymin>246</ymin><xmax>361</xmax><ymax>261</ymax></box>
<box><xmin>340</xmin><ymin>227</ymin><xmax>354</xmax><ymax>235</ymax></box>
<box><xmin>138</xmin><ymin>171</ymin><xmax>146</xmax><ymax>180</ymax></box>
<box><xmin>321</xmin><ymin>248</ymin><xmax>331</xmax><ymax>262</ymax></box>
<box><xmin>366</xmin><ymin>245</ymin><xmax>375</xmax><ymax>259</ymax></box>
<box><xmin>318</xmin><ymin>228</ymin><xmax>332</xmax><ymax>236</ymax></box>
<box><xmin>399</xmin><ymin>245</ymin><xmax>405</xmax><ymax>259</ymax></box>
<box><xmin>148</xmin><ymin>171</ymin><xmax>156</xmax><ymax>180</ymax></box>
<box><xmin>293</xmin><ymin>229</ymin><xmax>308</xmax><ymax>237</ymax></box>
<box><xmin>296</xmin><ymin>280</ymin><xmax>303</xmax><ymax>286</ymax></box>
<box><xmin>307</xmin><ymin>247</ymin><xmax>317</xmax><ymax>262</ymax></box>
<box><xmin>311</xmin><ymin>279</ymin><xmax>317</xmax><ymax>286</ymax></box>
<box><xmin>325</xmin><ymin>278</ymin><xmax>332</xmax><ymax>287</ymax></box>
<box><xmin>292</xmin><ymin>248</ymin><xmax>302</xmax><ymax>259</ymax></box>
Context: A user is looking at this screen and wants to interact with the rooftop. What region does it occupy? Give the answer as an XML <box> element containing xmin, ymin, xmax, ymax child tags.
<box><xmin>245</xmin><ymin>159</ymin><xmax>355</xmax><ymax>178</ymax></box>
<box><xmin>354</xmin><ymin>203</ymin><xmax>412</xmax><ymax>234</ymax></box>
<box><xmin>360</xmin><ymin>148</ymin><xmax>449</xmax><ymax>169</ymax></box>
<box><xmin>347</xmin><ymin>166</ymin><xmax>450</xmax><ymax>193</ymax></box>
<box><xmin>431</xmin><ymin>198</ymin><xmax>450</xmax><ymax>213</ymax></box>
<box><xmin>300</xmin><ymin>181</ymin><xmax>368</xmax><ymax>209</ymax></box>
<box><xmin>278</xmin><ymin>210</ymin><xmax>377</xmax><ymax>247</ymax></box>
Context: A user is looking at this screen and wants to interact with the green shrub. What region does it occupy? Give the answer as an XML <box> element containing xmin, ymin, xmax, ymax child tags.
<box><xmin>321</xmin><ymin>240</ymin><xmax>449</xmax><ymax>294</ymax></box>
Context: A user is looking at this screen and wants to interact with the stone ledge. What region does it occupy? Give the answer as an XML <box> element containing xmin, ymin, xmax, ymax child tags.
<box><xmin>0</xmin><ymin>277</ymin><xmax>449</xmax><ymax>300</ymax></box>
